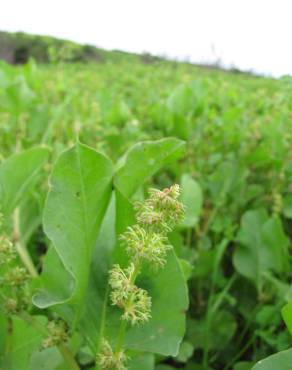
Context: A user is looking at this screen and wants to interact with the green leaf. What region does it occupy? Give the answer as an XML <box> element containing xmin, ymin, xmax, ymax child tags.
<box><xmin>233</xmin><ymin>210</ymin><xmax>289</xmax><ymax>290</ymax></box>
<box><xmin>33</xmin><ymin>246</ymin><xmax>75</xmax><ymax>311</ymax></box>
<box><xmin>29</xmin><ymin>347</ymin><xmax>62</xmax><ymax>370</ymax></box>
<box><xmin>180</xmin><ymin>174</ymin><xmax>203</xmax><ymax>228</ymax></box>
<box><xmin>128</xmin><ymin>352</ymin><xmax>154</xmax><ymax>370</ymax></box>
<box><xmin>176</xmin><ymin>341</ymin><xmax>194</xmax><ymax>363</ymax></box>
<box><xmin>234</xmin><ymin>362</ymin><xmax>255</xmax><ymax>370</ymax></box>
<box><xmin>0</xmin><ymin>312</ymin><xmax>7</xmax><ymax>357</ymax></box>
<box><xmin>114</xmin><ymin>138</ymin><xmax>185</xmax><ymax>198</ymax></box>
<box><xmin>282</xmin><ymin>302</ymin><xmax>292</xmax><ymax>336</ymax></box>
<box><xmin>34</xmin><ymin>143</ymin><xmax>113</xmax><ymax>320</ymax></box>
<box><xmin>283</xmin><ymin>195</ymin><xmax>292</xmax><ymax>219</ymax></box>
<box><xmin>1</xmin><ymin>316</ymin><xmax>46</xmax><ymax>370</ymax></box>
<box><xmin>252</xmin><ymin>348</ymin><xmax>292</xmax><ymax>370</ymax></box>
<box><xmin>0</xmin><ymin>146</ymin><xmax>50</xmax><ymax>216</ymax></box>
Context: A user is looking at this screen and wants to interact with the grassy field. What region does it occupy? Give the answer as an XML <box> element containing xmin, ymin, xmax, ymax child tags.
<box><xmin>0</xmin><ymin>57</ymin><xmax>292</xmax><ymax>370</ymax></box>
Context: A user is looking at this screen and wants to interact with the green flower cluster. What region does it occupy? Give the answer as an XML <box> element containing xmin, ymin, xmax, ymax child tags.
<box><xmin>97</xmin><ymin>339</ymin><xmax>128</xmax><ymax>370</ymax></box>
<box><xmin>42</xmin><ymin>319</ymin><xmax>69</xmax><ymax>349</ymax></box>
<box><xmin>0</xmin><ymin>213</ymin><xmax>16</xmax><ymax>265</ymax></box>
<box><xmin>0</xmin><ymin>213</ymin><xmax>30</xmax><ymax>314</ymax></box>
<box><xmin>0</xmin><ymin>236</ymin><xmax>16</xmax><ymax>265</ymax></box>
<box><xmin>109</xmin><ymin>263</ymin><xmax>151</xmax><ymax>324</ymax></box>
<box><xmin>97</xmin><ymin>185</ymin><xmax>184</xmax><ymax>370</ymax></box>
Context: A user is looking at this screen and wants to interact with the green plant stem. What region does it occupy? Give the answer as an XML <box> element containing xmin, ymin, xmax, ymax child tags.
<box><xmin>115</xmin><ymin>319</ymin><xmax>128</xmax><ymax>356</ymax></box>
<box><xmin>59</xmin><ymin>344</ymin><xmax>80</xmax><ymax>370</ymax></box>
<box><xmin>13</xmin><ymin>208</ymin><xmax>38</xmax><ymax>277</ymax></box>
<box><xmin>234</xmin><ymin>303</ymin><xmax>262</xmax><ymax>349</ymax></box>
<box><xmin>202</xmin><ymin>237</ymin><xmax>235</xmax><ymax>368</ymax></box>
<box><xmin>223</xmin><ymin>333</ymin><xmax>255</xmax><ymax>370</ymax></box>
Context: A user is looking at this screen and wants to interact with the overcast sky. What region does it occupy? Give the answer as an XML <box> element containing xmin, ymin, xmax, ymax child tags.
<box><xmin>1</xmin><ymin>0</ymin><xmax>291</xmax><ymax>77</ymax></box>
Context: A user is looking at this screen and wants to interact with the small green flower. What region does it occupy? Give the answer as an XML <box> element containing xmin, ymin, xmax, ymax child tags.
<box><xmin>109</xmin><ymin>264</ymin><xmax>135</xmax><ymax>307</ymax></box>
<box><xmin>42</xmin><ymin>319</ymin><xmax>69</xmax><ymax>349</ymax></box>
<box><xmin>120</xmin><ymin>225</ymin><xmax>170</xmax><ymax>267</ymax></box>
<box><xmin>145</xmin><ymin>184</ymin><xmax>185</xmax><ymax>231</ymax></box>
<box><xmin>3</xmin><ymin>298</ymin><xmax>18</xmax><ymax>314</ymax></box>
<box><xmin>4</xmin><ymin>266</ymin><xmax>29</xmax><ymax>286</ymax></box>
<box><xmin>109</xmin><ymin>263</ymin><xmax>152</xmax><ymax>325</ymax></box>
<box><xmin>0</xmin><ymin>235</ymin><xmax>16</xmax><ymax>265</ymax></box>
<box><xmin>121</xmin><ymin>286</ymin><xmax>151</xmax><ymax>325</ymax></box>
<box><xmin>97</xmin><ymin>339</ymin><xmax>128</xmax><ymax>370</ymax></box>
<box><xmin>2</xmin><ymin>292</ymin><xmax>30</xmax><ymax>314</ymax></box>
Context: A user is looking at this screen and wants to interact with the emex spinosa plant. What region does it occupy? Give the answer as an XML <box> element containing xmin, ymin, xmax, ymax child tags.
<box><xmin>0</xmin><ymin>212</ymin><xmax>31</xmax><ymax>315</ymax></box>
<box><xmin>97</xmin><ymin>184</ymin><xmax>185</xmax><ymax>370</ymax></box>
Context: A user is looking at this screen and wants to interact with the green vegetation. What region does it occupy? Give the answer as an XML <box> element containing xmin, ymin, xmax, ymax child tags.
<box><xmin>0</xmin><ymin>31</ymin><xmax>156</xmax><ymax>64</ymax></box>
<box><xmin>0</xmin><ymin>51</ymin><xmax>292</xmax><ymax>370</ymax></box>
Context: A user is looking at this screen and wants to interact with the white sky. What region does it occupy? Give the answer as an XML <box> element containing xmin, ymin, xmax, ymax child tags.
<box><xmin>1</xmin><ymin>0</ymin><xmax>292</xmax><ymax>77</ymax></box>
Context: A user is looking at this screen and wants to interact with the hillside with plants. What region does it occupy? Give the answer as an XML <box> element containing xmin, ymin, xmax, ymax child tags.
<box><xmin>0</xmin><ymin>37</ymin><xmax>292</xmax><ymax>370</ymax></box>
<box><xmin>0</xmin><ymin>31</ymin><xmax>160</xmax><ymax>64</ymax></box>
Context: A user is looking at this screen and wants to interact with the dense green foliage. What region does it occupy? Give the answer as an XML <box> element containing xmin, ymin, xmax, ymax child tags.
<box><xmin>0</xmin><ymin>31</ymin><xmax>154</xmax><ymax>64</ymax></box>
<box><xmin>0</xmin><ymin>57</ymin><xmax>292</xmax><ymax>370</ymax></box>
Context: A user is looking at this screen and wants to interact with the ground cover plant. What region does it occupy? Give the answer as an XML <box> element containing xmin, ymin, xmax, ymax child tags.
<box><xmin>0</xmin><ymin>53</ymin><xmax>292</xmax><ymax>370</ymax></box>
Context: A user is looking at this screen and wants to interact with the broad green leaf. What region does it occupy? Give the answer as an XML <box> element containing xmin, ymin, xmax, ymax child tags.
<box><xmin>79</xmin><ymin>192</ymin><xmax>117</xmax><ymax>350</ymax></box>
<box><xmin>20</xmin><ymin>193</ymin><xmax>43</xmax><ymax>243</ymax></box>
<box><xmin>34</xmin><ymin>143</ymin><xmax>113</xmax><ymax>320</ymax></box>
<box><xmin>233</xmin><ymin>210</ymin><xmax>288</xmax><ymax>290</ymax></box>
<box><xmin>252</xmin><ymin>348</ymin><xmax>292</xmax><ymax>370</ymax></box>
<box><xmin>33</xmin><ymin>246</ymin><xmax>75</xmax><ymax>313</ymax></box>
<box><xmin>261</xmin><ymin>216</ymin><xmax>289</xmax><ymax>272</ymax></box>
<box><xmin>128</xmin><ymin>352</ymin><xmax>154</xmax><ymax>370</ymax></box>
<box><xmin>114</xmin><ymin>138</ymin><xmax>185</xmax><ymax>198</ymax></box>
<box><xmin>29</xmin><ymin>347</ymin><xmax>62</xmax><ymax>370</ymax></box>
<box><xmin>1</xmin><ymin>316</ymin><xmax>46</xmax><ymax>370</ymax></box>
<box><xmin>0</xmin><ymin>146</ymin><xmax>50</xmax><ymax>216</ymax></box>
<box><xmin>180</xmin><ymin>174</ymin><xmax>203</xmax><ymax>228</ymax></box>
<box><xmin>282</xmin><ymin>302</ymin><xmax>292</xmax><ymax>336</ymax></box>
